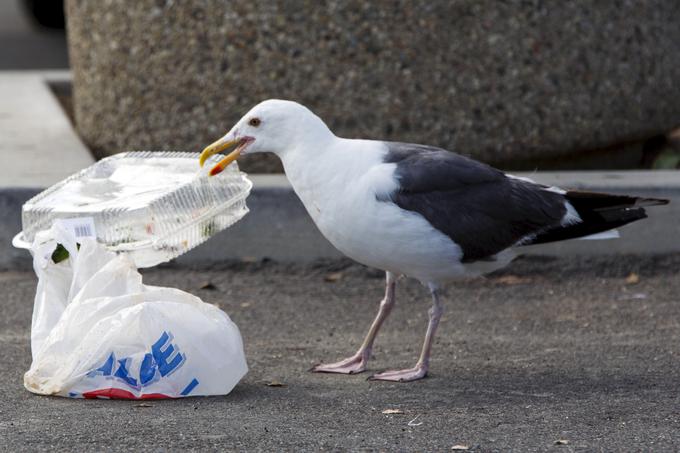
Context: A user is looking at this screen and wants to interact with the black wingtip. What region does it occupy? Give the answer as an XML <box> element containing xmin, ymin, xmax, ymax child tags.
<box><xmin>524</xmin><ymin>191</ymin><xmax>667</xmax><ymax>247</ymax></box>
<box><xmin>564</xmin><ymin>190</ymin><xmax>669</xmax><ymax>209</ymax></box>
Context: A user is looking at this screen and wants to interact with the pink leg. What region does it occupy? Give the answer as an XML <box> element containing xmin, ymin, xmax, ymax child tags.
<box><xmin>311</xmin><ymin>272</ymin><xmax>396</xmax><ymax>374</ymax></box>
<box><xmin>369</xmin><ymin>284</ymin><xmax>443</xmax><ymax>382</ymax></box>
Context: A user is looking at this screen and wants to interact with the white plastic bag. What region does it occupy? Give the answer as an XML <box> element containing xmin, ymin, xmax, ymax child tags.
<box><xmin>24</xmin><ymin>222</ymin><xmax>248</xmax><ymax>399</ymax></box>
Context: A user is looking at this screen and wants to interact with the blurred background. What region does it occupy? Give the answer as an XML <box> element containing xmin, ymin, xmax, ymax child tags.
<box><xmin>1</xmin><ymin>0</ymin><xmax>679</xmax><ymax>172</ymax></box>
<box><xmin>0</xmin><ymin>0</ymin><xmax>68</xmax><ymax>69</ymax></box>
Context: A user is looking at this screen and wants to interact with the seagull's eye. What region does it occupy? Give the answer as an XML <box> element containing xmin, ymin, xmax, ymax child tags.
<box><xmin>248</xmin><ymin>117</ymin><xmax>261</xmax><ymax>127</ymax></box>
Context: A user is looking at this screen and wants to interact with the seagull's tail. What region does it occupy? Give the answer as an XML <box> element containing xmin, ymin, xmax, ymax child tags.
<box><xmin>525</xmin><ymin>190</ymin><xmax>669</xmax><ymax>246</ymax></box>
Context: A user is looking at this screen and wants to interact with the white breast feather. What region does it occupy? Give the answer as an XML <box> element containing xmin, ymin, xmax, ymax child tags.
<box><xmin>280</xmin><ymin>138</ymin><xmax>478</xmax><ymax>283</ymax></box>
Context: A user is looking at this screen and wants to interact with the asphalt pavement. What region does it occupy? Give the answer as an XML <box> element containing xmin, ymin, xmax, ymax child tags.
<box><xmin>1</xmin><ymin>254</ymin><xmax>679</xmax><ymax>451</ymax></box>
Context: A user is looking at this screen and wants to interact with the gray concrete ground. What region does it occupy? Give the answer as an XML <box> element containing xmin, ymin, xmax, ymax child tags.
<box><xmin>0</xmin><ymin>71</ymin><xmax>93</xmax><ymax>189</ymax></box>
<box><xmin>1</xmin><ymin>254</ymin><xmax>679</xmax><ymax>451</ymax></box>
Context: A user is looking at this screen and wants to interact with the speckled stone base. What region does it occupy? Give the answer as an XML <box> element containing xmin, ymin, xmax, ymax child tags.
<box><xmin>66</xmin><ymin>1</ymin><xmax>680</xmax><ymax>170</ymax></box>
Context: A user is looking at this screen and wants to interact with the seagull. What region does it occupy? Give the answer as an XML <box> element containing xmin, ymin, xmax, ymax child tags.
<box><xmin>198</xmin><ymin>99</ymin><xmax>668</xmax><ymax>382</ymax></box>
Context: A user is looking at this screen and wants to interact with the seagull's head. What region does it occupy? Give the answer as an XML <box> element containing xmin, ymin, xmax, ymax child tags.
<box><xmin>199</xmin><ymin>99</ymin><xmax>332</xmax><ymax>176</ymax></box>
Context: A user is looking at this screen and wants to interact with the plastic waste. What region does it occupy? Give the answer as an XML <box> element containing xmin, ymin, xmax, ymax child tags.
<box><xmin>24</xmin><ymin>221</ymin><xmax>248</xmax><ymax>399</ymax></box>
<box><xmin>14</xmin><ymin>151</ymin><xmax>252</xmax><ymax>268</ymax></box>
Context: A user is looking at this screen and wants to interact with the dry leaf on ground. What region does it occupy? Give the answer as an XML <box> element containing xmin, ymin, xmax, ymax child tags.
<box><xmin>199</xmin><ymin>281</ymin><xmax>217</xmax><ymax>290</ymax></box>
<box><xmin>324</xmin><ymin>272</ymin><xmax>343</xmax><ymax>282</ymax></box>
<box><xmin>494</xmin><ymin>275</ymin><xmax>532</xmax><ymax>285</ymax></box>
<box><xmin>381</xmin><ymin>408</ymin><xmax>404</xmax><ymax>414</ymax></box>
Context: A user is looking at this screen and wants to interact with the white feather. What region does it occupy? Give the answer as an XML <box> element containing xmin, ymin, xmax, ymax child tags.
<box><xmin>562</xmin><ymin>201</ymin><xmax>582</xmax><ymax>226</ymax></box>
<box><xmin>577</xmin><ymin>229</ymin><xmax>620</xmax><ymax>240</ymax></box>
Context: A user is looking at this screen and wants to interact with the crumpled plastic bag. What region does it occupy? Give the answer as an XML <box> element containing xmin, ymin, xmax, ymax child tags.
<box><xmin>24</xmin><ymin>222</ymin><xmax>247</xmax><ymax>399</ymax></box>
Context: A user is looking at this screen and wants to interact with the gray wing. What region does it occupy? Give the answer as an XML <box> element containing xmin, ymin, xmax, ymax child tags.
<box><xmin>381</xmin><ymin>142</ymin><xmax>568</xmax><ymax>262</ymax></box>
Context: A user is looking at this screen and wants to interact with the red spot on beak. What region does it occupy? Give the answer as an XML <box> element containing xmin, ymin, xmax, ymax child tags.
<box><xmin>209</xmin><ymin>166</ymin><xmax>224</xmax><ymax>176</ymax></box>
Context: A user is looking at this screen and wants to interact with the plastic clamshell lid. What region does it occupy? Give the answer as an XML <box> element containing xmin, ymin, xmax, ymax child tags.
<box><xmin>19</xmin><ymin>151</ymin><xmax>252</xmax><ymax>267</ymax></box>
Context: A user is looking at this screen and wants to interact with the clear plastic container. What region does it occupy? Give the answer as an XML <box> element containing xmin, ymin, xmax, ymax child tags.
<box><xmin>14</xmin><ymin>151</ymin><xmax>252</xmax><ymax>267</ymax></box>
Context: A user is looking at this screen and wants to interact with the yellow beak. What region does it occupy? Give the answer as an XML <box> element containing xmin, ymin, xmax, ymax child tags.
<box><xmin>199</xmin><ymin>137</ymin><xmax>242</xmax><ymax>176</ymax></box>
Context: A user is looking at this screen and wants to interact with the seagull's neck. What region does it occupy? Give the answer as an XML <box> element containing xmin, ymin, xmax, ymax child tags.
<box><xmin>278</xmin><ymin>133</ymin><xmax>340</xmax><ymax>192</ymax></box>
<box><xmin>277</xmin><ymin>134</ymin><xmax>390</xmax><ymax>217</ymax></box>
